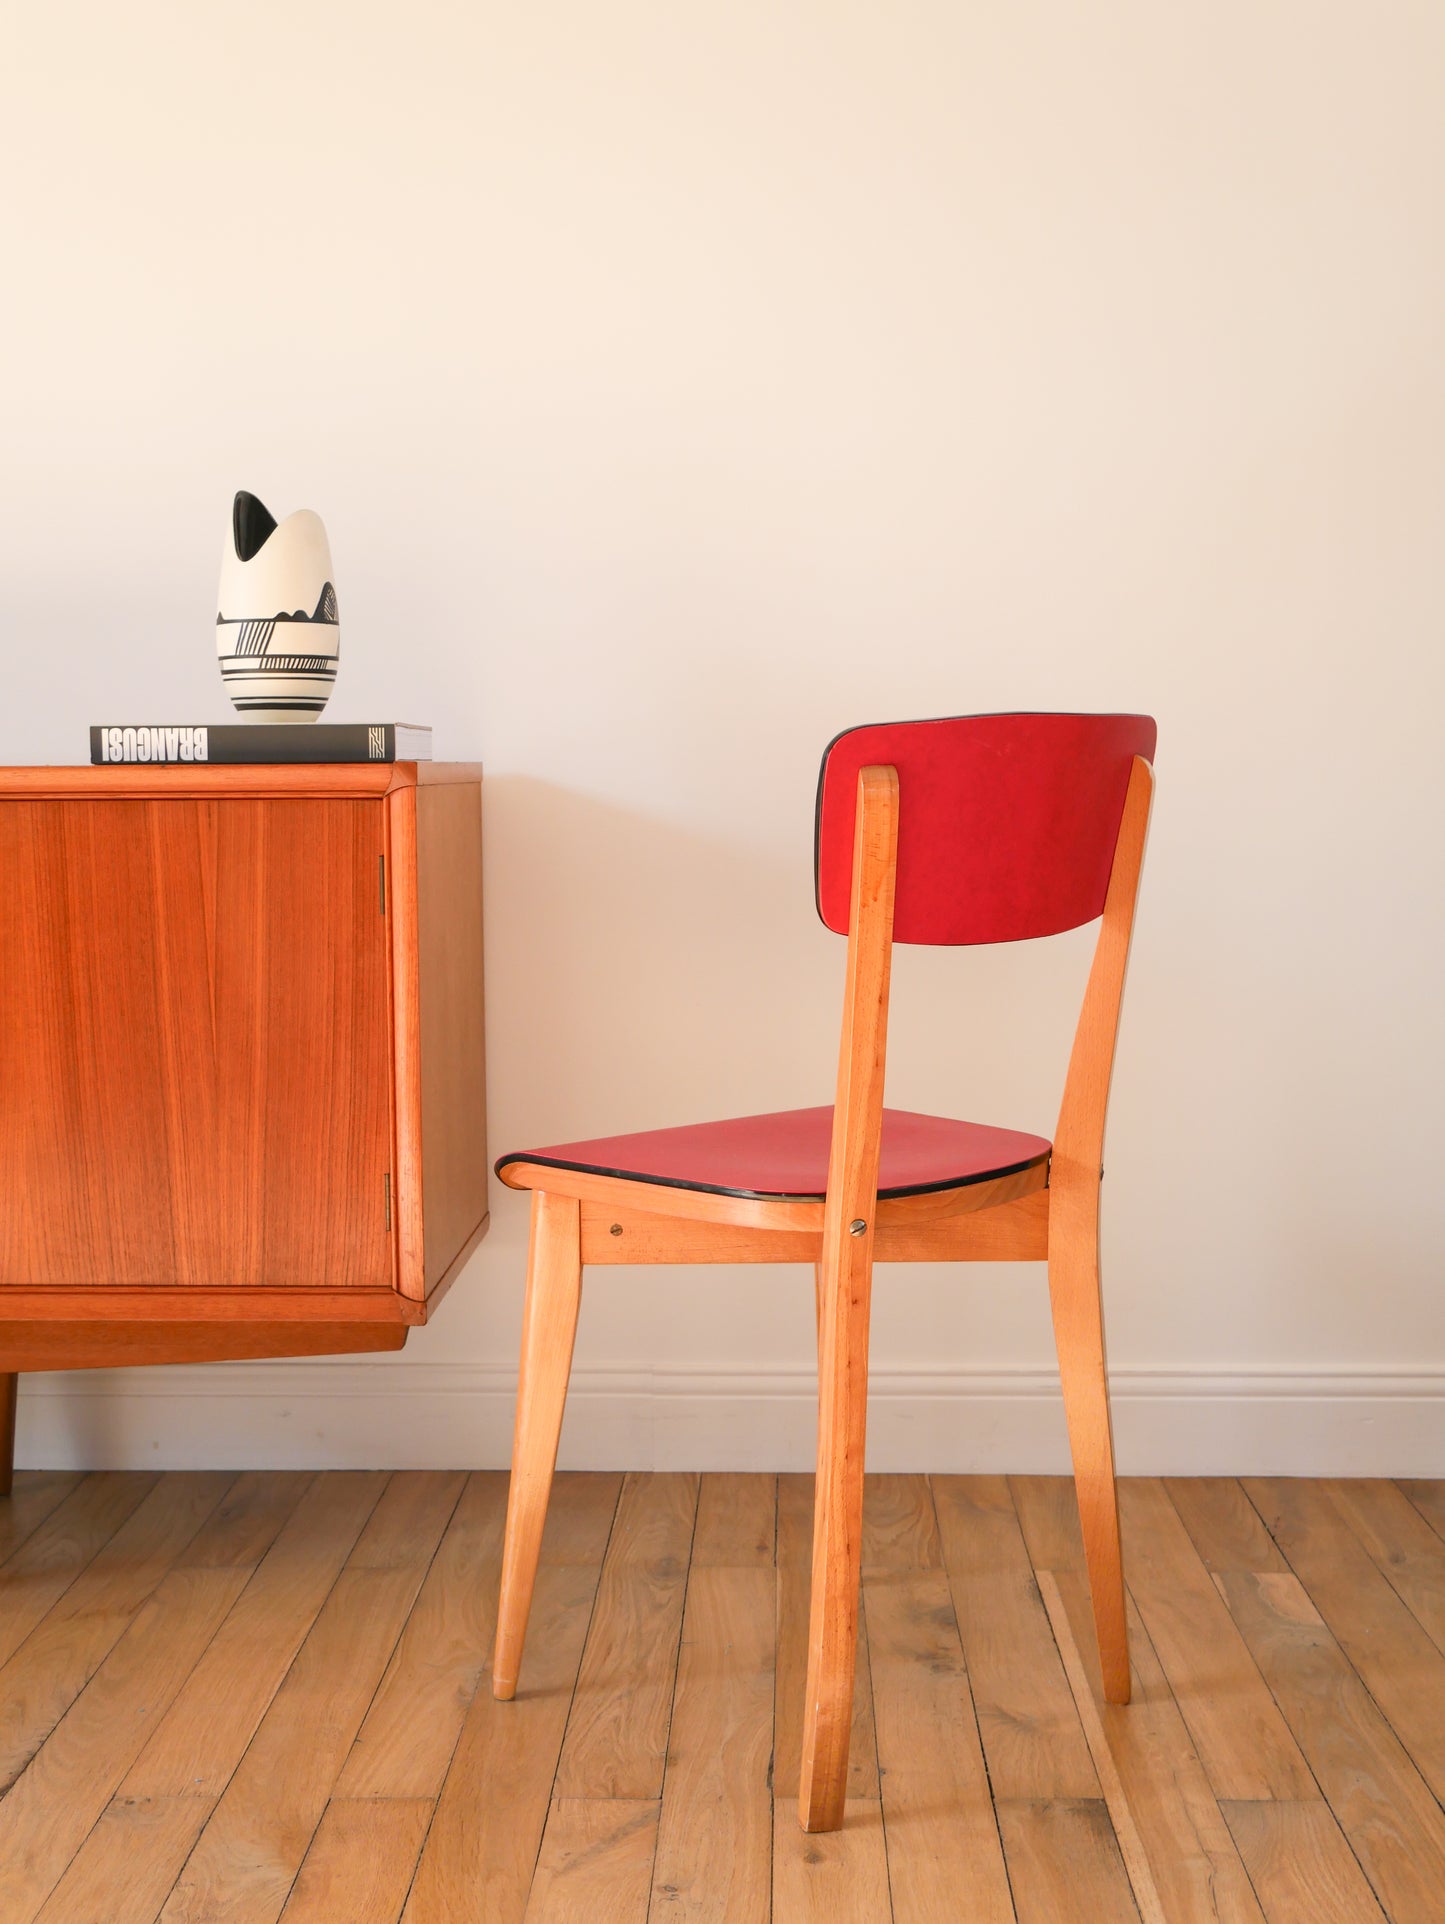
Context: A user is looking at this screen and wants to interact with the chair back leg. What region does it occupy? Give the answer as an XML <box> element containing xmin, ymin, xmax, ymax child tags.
<box><xmin>1047</xmin><ymin>1203</ymin><xmax>1130</xmax><ymax>1702</ymax></box>
<box><xmin>492</xmin><ymin>1191</ymin><xmax>584</xmax><ymax>1700</ymax></box>
<box><xmin>798</xmin><ymin>1231</ymin><xmax>876</xmax><ymax>1830</ymax></box>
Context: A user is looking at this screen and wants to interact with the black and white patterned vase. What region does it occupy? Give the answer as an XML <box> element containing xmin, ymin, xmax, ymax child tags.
<box><xmin>216</xmin><ymin>492</ymin><xmax>340</xmax><ymax>722</ymax></box>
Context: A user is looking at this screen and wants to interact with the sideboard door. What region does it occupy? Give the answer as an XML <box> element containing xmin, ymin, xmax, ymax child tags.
<box><xmin>0</xmin><ymin>798</ymin><xmax>394</xmax><ymax>1290</ymax></box>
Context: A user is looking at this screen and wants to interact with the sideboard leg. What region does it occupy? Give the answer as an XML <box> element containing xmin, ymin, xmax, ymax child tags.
<box><xmin>0</xmin><ymin>1374</ymin><xmax>17</xmax><ymax>1497</ymax></box>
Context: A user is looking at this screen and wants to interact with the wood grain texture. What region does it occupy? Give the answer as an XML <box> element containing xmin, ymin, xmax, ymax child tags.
<box><xmin>801</xmin><ymin>764</ymin><xmax>898</xmax><ymax>1832</ymax></box>
<box><xmin>1400</xmin><ymin>1478</ymin><xmax>1445</xmax><ymax>1542</ymax></box>
<box><xmin>173</xmin><ymin>1470</ymin><xmax>314</xmax><ymax>1570</ymax></box>
<box><xmin>337</xmin><ymin>1471</ymin><xmax>506</xmax><ymax>1799</ymax></box>
<box><xmin>690</xmin><ymin>1471</ymin><xmax>776</xmax><ymax>1568</ymax></box>
<box><xmin>123</xmin><ymin>1472</ymin><xmax>387</xmax><ymax>1798</ymax></box>
<box><xmin>157</xmin><ymin>1475</ymin><xmax>461</xmax><ymax>1924</ymax></box>
<box><xmin>0</xmin><ymin>1316</ymin><xmax>410</xmax><ymax>1372</ymax></box>
<box><xmin>508</xmin><ymin>1155</ymin><xmax>1043</xmax><ymax>1236</ymax></box>
<box><xmin>494</xmin><ymin>1194</ymin><xmax>586</xmax><ymax>1699</ymax></box>
<box><xmin>1327</xmin><ymin>1476</ymin><xmax>1445</xmax><ymax>1656</ymax></box>
<box><xmin>0</xmin><ymin>1472</ymin><xmax>233</xmax><ymax>1789</ymax></box>
<box><xmin>347</xmin><ymin>1470</ymin><xmax>468</xmax><ymax>1569</ymax></box>
<box><xmin>415</xmin><ymin>778</ymin><xmax>488</xmax><ymax>1293</ymax></box>
<box><xmin>9</xmin><ymin>1472</ymin><xmax>1445</xmax><ymax>1922</ymax></box>
<box><xmin>1221</xmin><ymin>1801</ymin><xmax>1388</xmax><ymax>1924</ymax></box>
<box><xmin>498</xmin><ymin>1159</ymin><xmax>829</xmax><ymax>1229</ymax></box>
<box><xmin>0</xmin><ymin>1286</ymin><xmax>423</xmax><ymax>1325</ymax></box>
<box><xmin>405</xmin><ymin>1562</ymin><xmax>606</xmax><ymax>1924</ymax></box>
<box><xmin>1042</xmin><ymin>1571</ymin><xmax>1262</xmax><ymax>1924</ymax></box>
<box><xmin>552</xmin><ymin>1472</ymin><xmax>698</xmax><ymax>1800</ymax></box>
<box><xmin>0</xmin><ymin>1471</ymin><xmax>157</xmax><ymax>1672</ymax></box>
<box><xmin>649</xmin><ymin>1566</ymin><xmax>773</xmax><ymax>1922</ymax></box>
<box><xmin>1164</xmin><ymin>1476</ymin><xmax>1290</xmax><ymax>1574</ymax></box>
<box><xmin>1045</xmin><ymin>753</ymin><xmax>1154</xmax><ymax>1707</ymax></box>
<box><xmin>0</xmin><ymin>765</ymin><xmax>427</xmax><ymax>800</ymax></box>
<box><xmin>579</xmin><ymin>1207</ymin><xmax>819</xmax><ymax>1265</ymax></box>
<box><xmin>995</xmin><ymin>1801</ymin><xmax>1140</xmax><ymax>1924</ymax></box>
<box><xmin>577</xmin><ymin>1186</ymin><xmax>1049</xmax><ymax>1266</ymax></box>
<box><xmin>775</xmin><ymin>1478</ymin><xmax>880</xmax><ymax>1806</ymax></box>
<box><xmin>539</xmin><ymin>1471</ymin><xmax>624</xmax><ymax>1565</ymax></box>
<box><xmin>860</xmin><ymin>1473</ymin><xmax>943</xmax><ymax>1575</ymax></box>
<box><xmin>1009</xmin><ymin>1473</ymin><xmax>1088</xmax><ymax>1574</ymax></box>
<box><xmin>1115</xmin><ymin>1478</ymin><xmax>1315</xmax><ymax>1801</ymax></box>
<box><xmin>864</xmin><ymin>1568</ymin><xmax>1015</xmax><ymax>1924</ymax></box>
<box><xmin>386</xmin><ymin>780</ymin><xmax>426</xmax><ymax>1301</ymax></box>
<box><xmin>0</xmin><ymin>1471</ymin><xmax>88</xmax><ymax>1566</ymax></box>
<box><xmin>1217</xmin><ymin>1569</ymin><xmax>1445</xmax><ymax>1924</ymax></box>
<box><xmin>34</xmin><ymin>1794</ymin><xmax>215</xmax><ymax>1924</ymax></box>
<box><xmin>878</xmin><ymin>1164</ymin><xmax>1049</xmax><ymax>1221</ymax></box>
<box><xmin>0</xmin><ymin>766</ymin><xmax>485</xmax><ymax>1378</ymax></box>
<box><xmin>526</xmin><ymin>1799</ymin><xmax>659</xmax><ymax>1923</ymax></box>
<box><xmin>772</xmin><ymin>1801</ymin><xmax>891</xmax><ymax>1923</ymax></box>
<box><xmin>1037</xmin><ymin>1574</ymin><xmax>1166</xmax><ymax>1924</ymax></box>
<box><xmin>872</xmin><ymin>1185</ymin><xmax>1049</xmax><ymax>1260</ymax></box>
<box><xmin>0</xmin><ymin>765</ymin><xmax>482</xmax><ymax>801</ymax></box>
<box><xmin>277</xmin><ymin>1799</ymin><xmax>432</xmax><ymax>1924</ymax></box>
<box><xmin>0</xmin><ymin>1566</ymin><xmax>250</xmax><ymax>1924</ymax></box>
<box><xmin>417</xmin><ymin>1209</ymin><xmax>490</xmax><ymax>1323</ymax></box>
<box><xmin>933</xmin><ymin>1475</ymin><xmax>1099</xmax><ymax>1801</ymax></box>
<box><xmin>1243</xmin><ymin>1474</ymin><xmax>1445</xmax><ymax>1805</ymax></box>
<box><xmin>1078</xmin><ymin>1582</ymin><xmax>1269</xmax><ymax>1924</ymax></box>
<box><xmin>0</xmin><ymin>797</ymin><xmax>392</xmax><ymax>1293</ymax></box>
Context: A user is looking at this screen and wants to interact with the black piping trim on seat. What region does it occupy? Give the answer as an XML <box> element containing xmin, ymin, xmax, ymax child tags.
<box><xmin>493</xmin><ymin>1145</ymin><xmax>1051</xmax><ymax>1204</ymax></box>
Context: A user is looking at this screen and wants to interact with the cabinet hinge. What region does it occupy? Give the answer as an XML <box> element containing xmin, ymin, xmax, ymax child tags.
<box><xmin>379</xmin><ymin>853</ymin><xmax>387</xmax><ymax>915</ymax></box>
<box><xmin>384</xmin><ymin>1172</ymin><xmax>392</xmax><ymax>1231</ymax></box>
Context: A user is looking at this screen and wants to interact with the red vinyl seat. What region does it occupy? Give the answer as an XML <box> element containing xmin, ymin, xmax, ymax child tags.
<box><xmin>497</xmin><ymin>1107</ymin><xmax>1050</xmax><ymax>1202</ymax></box>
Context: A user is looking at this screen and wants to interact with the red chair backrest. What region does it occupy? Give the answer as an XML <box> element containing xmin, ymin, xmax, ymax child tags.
<box><xmin>815</xmin><ymin>712</ymin><xmax>1157</xmax><ymax>945</ymax></box>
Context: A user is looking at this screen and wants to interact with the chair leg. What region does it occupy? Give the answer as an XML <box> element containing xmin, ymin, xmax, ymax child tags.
<box><xmin>1048</xmin><ymin>1215</ymin><xmax>1130</xmax><ymax>1703</ymax></box>
<box><xmin>798</xmin><ymin>1238</ymin><xmax>875</xmax><ymax>1831</ymax></box>
<box><xmin>492</xmin><ymin>1192</ymin><xmax>584</xmax><ymax>1701</ymax></box>
<box><xmin>0</xmin><ymin>1374</ymin><xmax>17</xmax><ymax>1498</ymax></box>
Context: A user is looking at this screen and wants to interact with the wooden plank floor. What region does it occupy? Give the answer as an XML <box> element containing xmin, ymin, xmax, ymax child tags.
<box><xmin>0</xmin><ymin>1472</ymin><xmax>1442</xmax><ymax>1922</ymax></box>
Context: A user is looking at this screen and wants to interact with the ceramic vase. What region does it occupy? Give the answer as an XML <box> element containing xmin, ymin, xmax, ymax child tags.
<box><xmin>216</xmin><ymin>491</ymin><xmax>340</xmax><ymax>722</ymax></box>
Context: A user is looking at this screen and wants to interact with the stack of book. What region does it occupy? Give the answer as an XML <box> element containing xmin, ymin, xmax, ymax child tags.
<box><xmin>90</xmin><ymin>723</ymin><xmax>432</xmax><ymax>765</ymax></box>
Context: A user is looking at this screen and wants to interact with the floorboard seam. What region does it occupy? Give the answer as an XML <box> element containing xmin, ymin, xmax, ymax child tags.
<box><xmin>1205</xmin><ymin>1479</ymin><xmax>1413</xmax><ymax>1915</ymax></box>
<box><xmin>1036</xmin><ymin>1572</ymin><xmax>1161</xmax><ymax>1924</ymax></box>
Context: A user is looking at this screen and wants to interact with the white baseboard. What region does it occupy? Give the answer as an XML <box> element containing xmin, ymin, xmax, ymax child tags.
<box><xmin>12</xmin><ymin>1362</ymin><xmax>1445</xmax><ymax>1477</ymax></box>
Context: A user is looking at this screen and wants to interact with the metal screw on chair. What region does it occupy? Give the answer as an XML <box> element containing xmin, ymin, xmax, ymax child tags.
<box><xmin>610</xmin><ymin>1223</ymin><xmax>623</xmax><ymax>1236</ymax></box>
<box><xmin>848</xmin><ymin>1219</ymin><xmax>867</xmax><ymax>1237</ymax></box>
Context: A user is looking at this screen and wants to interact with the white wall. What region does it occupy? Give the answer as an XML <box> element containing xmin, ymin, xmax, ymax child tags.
<box><xmin>2</xmin><ymin>2</ymin><xmax>1442</xmax><ymax>1473</ymax></box>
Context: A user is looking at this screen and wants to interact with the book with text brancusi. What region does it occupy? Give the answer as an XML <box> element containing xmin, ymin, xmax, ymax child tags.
<box><xmin>90</xmin><ymin>723</ymin><xmax>432</xmax><ymax>765</ymax></box>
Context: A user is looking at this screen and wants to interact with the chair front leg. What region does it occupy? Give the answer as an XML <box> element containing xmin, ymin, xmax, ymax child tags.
<box><xmin>798</xmin><ymin>1230</ymin><xmax>875</xmax><ymax>1832</ymax></box>
<box><xmin>1047</xmin><ymin>1188</ymin><xmax>1130</xmax><ymax>1703</ymax></box>
<box><xmin>492</xmin><ymin>1190</ymin><xmax>584</xmax><ymax>1700</ymax></box>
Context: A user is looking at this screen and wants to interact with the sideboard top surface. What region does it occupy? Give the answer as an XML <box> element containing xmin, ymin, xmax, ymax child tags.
<box><xmin>0</xmin><ymin>762</ymin><xmax>482</xmax><ymax>800</ymax></box>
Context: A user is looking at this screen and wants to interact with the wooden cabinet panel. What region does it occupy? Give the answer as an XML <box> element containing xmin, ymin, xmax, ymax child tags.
<box><xmin>0</xmin><ymin>760</ymin><xmax>485</xmax><ymax>1435</ymax></box>
<box><xmin>416</xmin><ymin>780</ymin><xmax>488</xmax><ymax>1295</ymax></box>
<box><xmin>0</xmin><ymin>798</ymin><xmax>392</xmax><ymax>1290</ymax></box>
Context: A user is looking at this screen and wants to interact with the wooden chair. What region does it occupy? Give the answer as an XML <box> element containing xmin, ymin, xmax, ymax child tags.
<box><xmin>491</xmin><ymin>711</ymin><xmax>1156</xmax><ymax>1833</ymax></box>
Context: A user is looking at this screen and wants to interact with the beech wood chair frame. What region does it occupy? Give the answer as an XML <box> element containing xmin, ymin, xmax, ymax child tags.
<box><xmin>492</xmin><ymin>745</ymin><xmax>1154</xmax><ymax>1834</ymax></box>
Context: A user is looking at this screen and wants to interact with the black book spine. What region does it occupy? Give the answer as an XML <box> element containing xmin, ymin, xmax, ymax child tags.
<box><xmin>91</xmin><ymin>724</ymin><xmax>401</xmax><ymax>765</ymax></box>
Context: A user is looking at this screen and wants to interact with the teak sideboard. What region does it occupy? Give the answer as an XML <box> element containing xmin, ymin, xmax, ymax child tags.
<box><xmin>0</xmin><ymin>761</ymin><xmax>488</xmax><ymax>1490</ymax></box>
